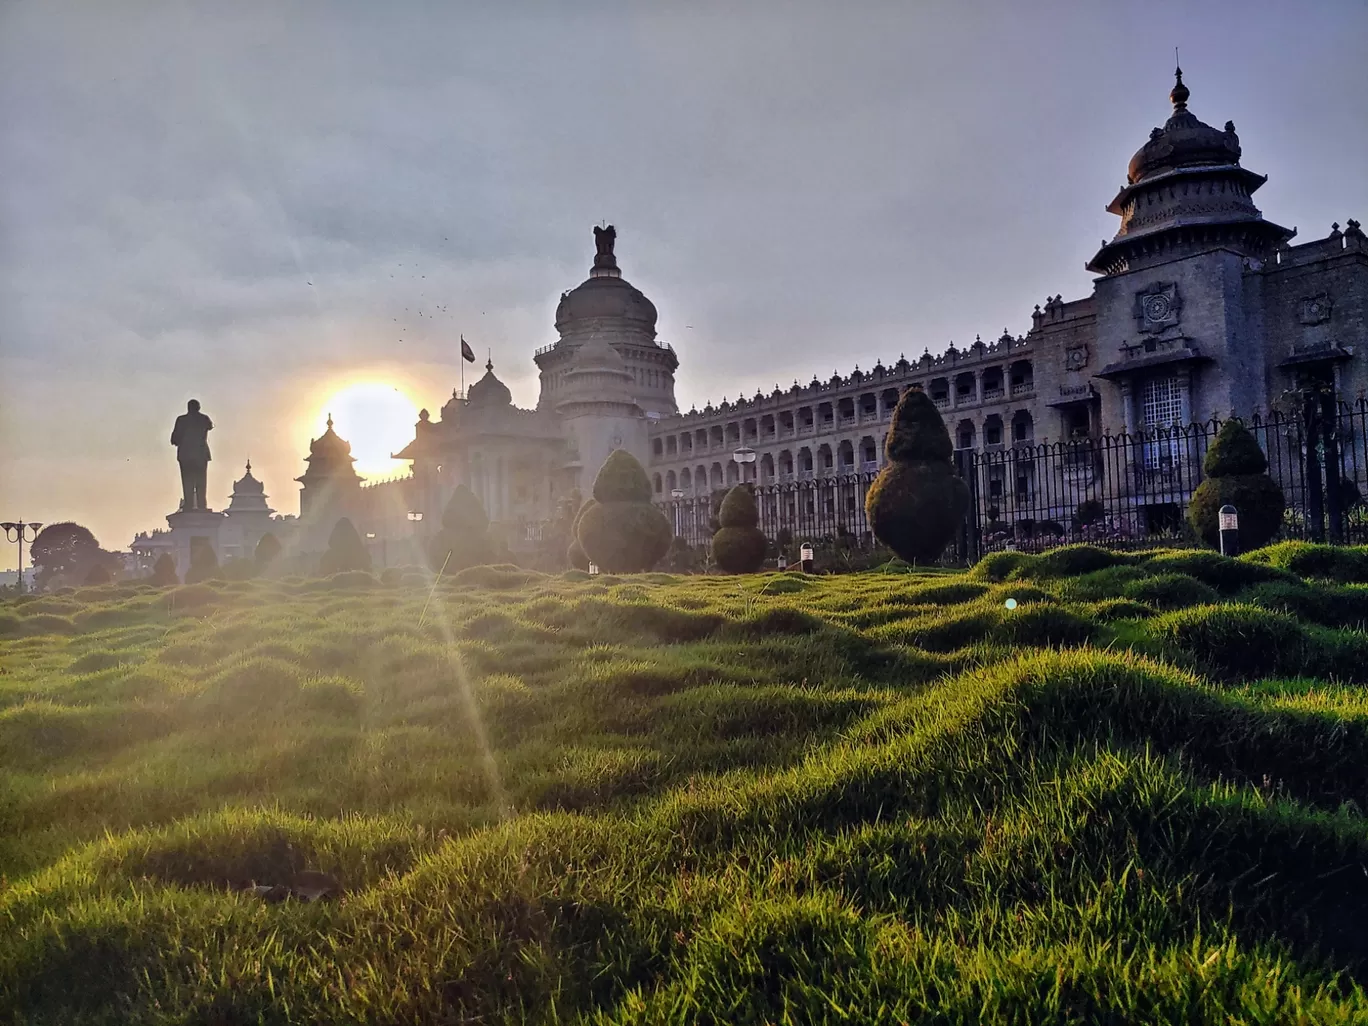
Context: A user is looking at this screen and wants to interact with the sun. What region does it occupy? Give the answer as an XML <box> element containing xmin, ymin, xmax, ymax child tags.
<box><xmin>317</xmin><ymin>382</ymin><xmax>420</xmax><ymax>478</ymax></box>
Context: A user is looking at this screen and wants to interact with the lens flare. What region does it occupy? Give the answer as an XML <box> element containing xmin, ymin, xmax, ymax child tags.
<box><xmin>317</xmin><ymin>382</ymin><xmax>420</xmax><ymax>478</ymax></box>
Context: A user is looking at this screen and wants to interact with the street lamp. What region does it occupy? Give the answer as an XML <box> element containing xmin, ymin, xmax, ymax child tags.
<box><xmin>733</xmin><ymin>446</ymin><xmax>758</xmax><ymax>486</ymax></box>
<box><xmin>1</xmin><ymin>521</ymin><xmax>43</xmax><ymax>594</ymax></box>
<box><xmin>406</xmin><ymin>511</ymin><xmax>424</xmax><ymax>522</ymax></box>
<box><xmin>670</xmin><ymin>488</ymin><xmax>685</xmax><ymax>538</ymax></box>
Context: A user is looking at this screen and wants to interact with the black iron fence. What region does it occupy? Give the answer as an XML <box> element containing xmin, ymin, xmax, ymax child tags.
<box><xmin>656</xmin><ymin>396</ymin><xmax>1368</xmax><ymax>565</ymax></box>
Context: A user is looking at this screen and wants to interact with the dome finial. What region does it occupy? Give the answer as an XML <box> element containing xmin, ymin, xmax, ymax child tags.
<box><xmin>245</xmin><ymin>458</ymin><xmax>252</xmax><ymax>474</ymax></box>
<box><xmin>590</xmin><ymin>224</ymin><xmax>621</xmax><ymax>278</ymax></box>
<box><xmin>326</xmin><ymin>412</ymin><xmax>333</xmax><ymax>430</ymax></box>
<box><xmin>1170</xmin><ymin>62</ymin><xmax>1189</xmax><ymax>112</ymax></box>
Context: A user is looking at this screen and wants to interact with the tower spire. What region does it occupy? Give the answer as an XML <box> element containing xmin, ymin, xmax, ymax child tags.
<box><xmin>1170</xmin><ymin>62</ymin><xmax>1189</xmax><ymax>113</ymax></box>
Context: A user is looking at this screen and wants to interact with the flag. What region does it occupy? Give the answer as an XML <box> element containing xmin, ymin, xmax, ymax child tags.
<box><xmin>460</xmin><ymin>335</ymin><xmax>476</xmax><ymax>363</ymax></box>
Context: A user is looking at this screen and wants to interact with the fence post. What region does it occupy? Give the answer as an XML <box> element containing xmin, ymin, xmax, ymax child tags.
<box><xmin>1303</xmin><ymin>392</ymin><xmax>1326</xmax><ymax>543</ymax></box>
<box><xmin>1323</xmin><ymin>391</ymin><xmax>1344</xmax><ymax>545</ymax></box>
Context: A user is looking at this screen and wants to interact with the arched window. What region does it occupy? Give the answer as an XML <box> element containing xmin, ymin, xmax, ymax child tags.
<box><xmin>653</xmin><ymin>473</ymin><xmax>662</xmax><ymax>494</ymax></box>
<box><xmin>680</xmin><ymin>468</ymin><xmax>692</xmax><ymax>490</ymax></box>
<box><xmin>666</xmin><ymin>470</ymin><xmax>677</xmax><ymax>492</ymax></box>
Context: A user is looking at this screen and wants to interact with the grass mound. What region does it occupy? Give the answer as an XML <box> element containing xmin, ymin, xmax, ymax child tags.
<box><xmin>7</xmin><ymin>560</ymin><xmax>1368</xmax><ymax>1021</ymax></box>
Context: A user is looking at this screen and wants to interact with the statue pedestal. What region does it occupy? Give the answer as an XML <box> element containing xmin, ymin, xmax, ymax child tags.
<box><xmin>165</xmin><ymin>508</ymin><xmax>225</xmax><ymax>577</ymax></box>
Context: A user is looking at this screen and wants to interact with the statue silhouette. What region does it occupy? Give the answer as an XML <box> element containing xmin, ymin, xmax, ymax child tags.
<box><xmin>170</xmin><ymin>399</ymin><xmax>213</xmax><ymax>510</ymax></box>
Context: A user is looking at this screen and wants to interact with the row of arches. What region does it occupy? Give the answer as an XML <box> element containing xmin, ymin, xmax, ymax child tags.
<box><xmin>651</xmin><ymin>438</ymin><xmax>884</xmax><ymax>495</ymax></box>
<box><xmin>650</xmin><ymin>361</ymin><xmax>1035</xmax><ymax>458</ymax></box>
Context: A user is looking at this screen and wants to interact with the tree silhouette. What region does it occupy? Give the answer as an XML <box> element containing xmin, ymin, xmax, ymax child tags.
<box><xmin>31</xmin><ymin>523</ymin><xmax>101</xmax><ymax>590</ymax></box>
<box><xmin>320</xmin><ymin>517</ymin><xmax>371</xmax><ymax>575</ymax></box>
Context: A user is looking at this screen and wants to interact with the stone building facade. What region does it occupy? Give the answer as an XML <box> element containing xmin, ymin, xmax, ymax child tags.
<box><xmin>131</xmin><ymin>69</ymin><xmax>1366</xmax><ymax>568</ymax></box>
<box><xmin>646</xmin><ymin>69</ymin><xmax>1367</xmax><ymax>535</ymax></box>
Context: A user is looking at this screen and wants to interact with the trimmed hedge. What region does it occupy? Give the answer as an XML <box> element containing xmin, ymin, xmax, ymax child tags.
<box><xmin>712</xmin><ymin>486</ymin><xmax>767</xmax><ymax>574</ymax></box>
<box><xmin>319</xmin><ymin>517</ymin><xmax>371</xmax><ymax>575</ymax></box>
<box><xmin>577</xmin><ymin>451</ymin><xmax>671</xmax><ymax>573</ymax></box>
<box><xmin>866</xmin><ymin>389</ymin><xmax>968</xmax><ymax>564</ymax></box>
<box><xmin>429</xmin><ymin>485</ymin><xmax>491</xmax><ymax>572</ymax></box>
<box><xmin>1188</xmin><ymin>420</ymin><xmax>1284</xmax><ymax>550</ymax></box>
<box><xmin>149</xmin><ymin>553</ymin><xmax>179</xmax><ymax>587</ymax></box>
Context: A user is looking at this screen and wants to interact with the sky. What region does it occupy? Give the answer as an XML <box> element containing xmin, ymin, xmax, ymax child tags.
<box><xmin>2</xmin><ymin>0</ymin><xmax>1366</xmax><ymax>553</ymax></box>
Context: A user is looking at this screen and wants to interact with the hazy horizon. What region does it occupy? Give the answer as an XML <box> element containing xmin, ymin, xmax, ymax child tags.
<box><xmin>3</xmin><ymin>0</ymin><xmax>1366</xmax><ymax>554</ymax></box>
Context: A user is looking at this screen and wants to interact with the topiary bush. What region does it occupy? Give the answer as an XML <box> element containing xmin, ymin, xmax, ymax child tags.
<box><xmin>148</xmin><ymin>553</ymin><xmax>179</xmax><ymax>587</ymax></box>
<box><xmin>865</xmin><ymin>390</ymin><xmax>969</xmax><ymax>564</ymax></box>
<box><xmin>254</xmin><ymin>532</ymin><xmax>282</xmax><ymax>571</ymax></box>
<box><xmin>1188</xmin><ymin>420</ymin><xmax>1284</xmax><ymax>550</ymax></box>
<box><xmin>184</xmin><ymin>538</ymin><xmax>220</xmax><ymax>585</ymax></box>
<box><xmin>576</xmin><ymin>450</ymin><xmax>672</xmax><ymax>573</ymax></box>
<box><xmin>566</xmin><ymin>499</ymin><xmax>597</xmax><ymax>570</ymax></box>
<box><xmin>82</xmin><ymin>563</ymin><xmax>112</xmax><ymax>586</ymax></box>
<box><xmin>319</xmin><ymin>517</ymin><xmax>371</xmax><ymax>575</ymax></box>
<box><xmin>711</xmin><ymin>486</ymin><xmax>767</xmax><ymax>574</ymax></box>
<box><xmin>429</xmin><ymin>485</ymin><xmax>491</xmax><ymax>572</ymax></box>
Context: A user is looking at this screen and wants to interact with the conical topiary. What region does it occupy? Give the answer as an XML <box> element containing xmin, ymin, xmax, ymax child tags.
<box><xmin>577</xmin><ymin>450</ymin><xmax>671</xmax><ymax>572</ymax></box>
<box><xmin>185</xmin><ymin>537</ymin><xmax>221</xmax><ymax>584</ymax></box>
<box><xmin>712</xmin><ymin>485</ymin><xmax>767</xmax><ymax>573</ymax></box>
<box><xmin>83</xmin><ymin>562</ymin><xmax>112</xmax><ymax>586</ymax></box>
<box><xmin>1188</xmin><ymin>419</ymin><xmax>1284</xmax><ymax>550</ymax></box>
<box><xmin>319</xmin><ymin>517</ymin><xmax>371</xmax><ymax>575</ymax></box>
<box><xmin>865</xmin><ymin>389</ymin><xmax>969</xmax><ymax>564</ymax></box>
<box><xmin>592</xmin><ymin>449</ymin><xmax>654</xmax><ymax>503</ymax></box>
<box><xmin>429</xmin><ymin>484</ymin><xmax>491</xmax><ymax>571</ymax></box>
<box><xmin>254</xmin><ymin>532</ymin><xmax>282</xmax><ymax>569</ymax></box>
<box><xmin>149</xmin><ymin>552</ymin><xmax>179</xmax><ymax>587</ymax></box>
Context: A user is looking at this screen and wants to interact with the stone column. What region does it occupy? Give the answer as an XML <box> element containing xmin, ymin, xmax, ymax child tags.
<box><xmin>1119</xmin><ymin>380</ymin><xmax>1136</xmax><ymax>435</ymax></box>
<box><xmin>1175</xmin><ymin>366</ymin><xmax>1193</xmax><ymax>424</ymax></box>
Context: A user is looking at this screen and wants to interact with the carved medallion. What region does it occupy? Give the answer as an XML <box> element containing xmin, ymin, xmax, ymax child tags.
<box><xmin>1300</xmin><ymin>292</ymin><xmax>1333</xmax><ymax>326</ymax></box>
<box><xmin>1134</xmin><ymin>282</ymin><xmax>1181</xmax><ymax>334</ymax></box>
<box><xmin>1064</xmin><ymin>344</ymin><xmax>1089</xmax><ymax>372</ymax></box>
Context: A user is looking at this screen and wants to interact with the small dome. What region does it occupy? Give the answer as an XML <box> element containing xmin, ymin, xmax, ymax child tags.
<box><xmin>1127</xmin><ymin>68</ymin><xmax>1241</xmax><ymax>185</ymax></box>
<box><xmin>309</xmin><ymin>414</ymin><xmax>355</xmax><ymax>460</ymax></box>
<box><xmin>233</xmin><ymin>460</ymin><xmax>265</xmax><ymax>495</ymax></box>
<box><xmin>467</xmin><ymin>360</ymin><xmax>512</xmax><ymax>408</ymax></box>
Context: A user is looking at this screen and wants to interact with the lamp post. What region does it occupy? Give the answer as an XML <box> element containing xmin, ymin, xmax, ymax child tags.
<box><xmin>670</xmin><ymin>488</ymin><xmax>685</xmax><ymax>540</ymax></box>
<box><xmin>406</xmin><ymin>511</ymin><xmax>424</xmax><ymax>565</ymax></box>
<box><xmin>732</xmin><ymin>446</ymin><xmax>757</xmax><ymax>481</ymax></box>
<box><xmin>800</xmin><ymin>541</ymin><xmax>815</xmax><ymax>573</ymax></box>
<box><xmin>1</xmin><ymin>521</ymin><xmax>43</xmax><ymax>593</ymax></box>
<box><xmin>1218</xmin><ymin>504</ymin><xmax>1239</xmax><ymax>557</ymax></box>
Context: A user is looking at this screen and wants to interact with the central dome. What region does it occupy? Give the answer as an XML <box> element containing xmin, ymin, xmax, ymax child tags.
<box><xmin>553</xmin><ymin>225</ymin><xmax>658</xmax><ymax>339</ymax></box>
<box><xmin>554</xmin><ymin>275</ymin><xmax>658</xmax><ymax>332</ymax></box>
<box><xmin>1127</xmin><ymin>68</ymin><xmax>1242</xmax><ymax>184</ymax></box>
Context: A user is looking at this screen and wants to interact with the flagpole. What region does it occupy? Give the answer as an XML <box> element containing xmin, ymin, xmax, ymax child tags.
<box><xmin>460</xmin><ymin>335</ymin><xmax>465</xmax><ymax>398</ymax></box>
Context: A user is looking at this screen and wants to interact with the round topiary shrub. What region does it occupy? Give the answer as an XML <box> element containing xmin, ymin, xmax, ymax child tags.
<box><xmin>254</xmin><ymin>532</ymin><xmax>282</xmax><ymax>570</ymax></box>
<box><xmin>576</xmin><ymin>450</ymin><xmax>672</xmax><ymax>573</ymax></box>
<box><xmin>429</xmin><ymin>484</ymin><xmax>491</xmax><ymax>572</ymax></box>
<box><xmin>711</xmin><ymin>486</ymin><xmax>767</xmax><ymax>573</ymax></box>
<box><xmin>82</xmin><ymin>562</ymin><xmax>113</xmax><ymax>586</ymax></box>
<box><xmin>567</xmin><ymin>539</ymin><xmax>591</xmax><ymax>571</ymax></box>
<box><xmin>865</xmin><ymin>389</ymin><xmax>969</xmax><ymax>564</ymax></box>
<box><xmin>149</xmin><ymin>552</ymin><xmax>179</xmax><ymax>587</ymax></box>
<box><xmin>1188</xmin><ymin>420</ymin><xmax>1284</xmax><ymax>550</ymax></box>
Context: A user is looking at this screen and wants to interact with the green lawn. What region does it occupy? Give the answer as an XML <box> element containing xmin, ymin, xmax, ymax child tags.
<box><xmin>4</xmin><ymin>544</ymin><xmax>1368</xmax><ymax>1023</ymax></box>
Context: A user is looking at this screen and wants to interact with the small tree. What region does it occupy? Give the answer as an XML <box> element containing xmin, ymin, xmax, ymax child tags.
<box><xmin>712</xmin><ymin>485</ymin><xmax>767</xmax><ymax>573</ymax></box>
<box><xmin>83</xmin><ymin>562</ymin><xmax>113</xmax><ymax>586</ymax></box>
<box><xmin>30</xmin><ymin>522</ymin><xmax>101</xmax><ymax>590</ymax></box>
<box><xmin>149</xmin><ymin>552</ymin><xmax>179</xmax><ymax>587</ymax></box>
<box><xmin>254</xmin><ymin>532</ymin><xmax>282</xmax><ymax>570</ymax></box>
<box><xmin>429</xmin><ymin>485</ymin><xmax>491</xmax><ymax>571</ymax></box>
<box><xmin>1188</xmin><ymin>419</ymin><xmax>1284</xmax><ymax>550</ymax></box>
<box><xmin>319</xmin><ymin>517</ymin><xmax>371</xmax><ymax>575</ymax></box>
<box><xmin>576</xmin><ymin>450</ymin><xmax>672</xmax><ymax>573</ymax></box>
<box><xmin>865</xmin><ymin>389</ymin><xmax>969</xmax><ymax>564</ymax></box>
<box><xmin>667</xmin><ymin>535</ymin><xmax>696</xmax><ymax>573</ymax></box>
<box><xmin>184</xmin><ymin>537</ymin><xmax>220</xmax><ymax>584</ymax></box>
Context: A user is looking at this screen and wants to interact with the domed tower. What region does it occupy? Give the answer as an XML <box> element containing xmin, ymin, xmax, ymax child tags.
<box><xmin>554</xmin><ymin>334</ymin><xmax>649</xmax><ymax>496</ymax></box>
<box><xmin>295</xmin><ymin>414</ymin><xmax>363</xmax><ymax>544</ymax></box>
<box><xmin>222</xmin><ymin>461</ymin><xmax>277</xmax><ymax>563</ymax></box>
<box><xmin>535</xmin><ymin>226</ymin><xmax>679</xmax><ymax>419</ymax></box>
<box><xmin>1088</xmin><ymin>67</ymin><xmax>1293</xmax><ymax>276</ymax></box>
<box><xmin>226</xmin><ymin>460</ymin><xmax>274</xmax><ymax>517</ymax></box>
<box><xmin>1087</xmin><ymin>68</ymin><xmax>1297</xmax><ymax>432</ymax></box>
